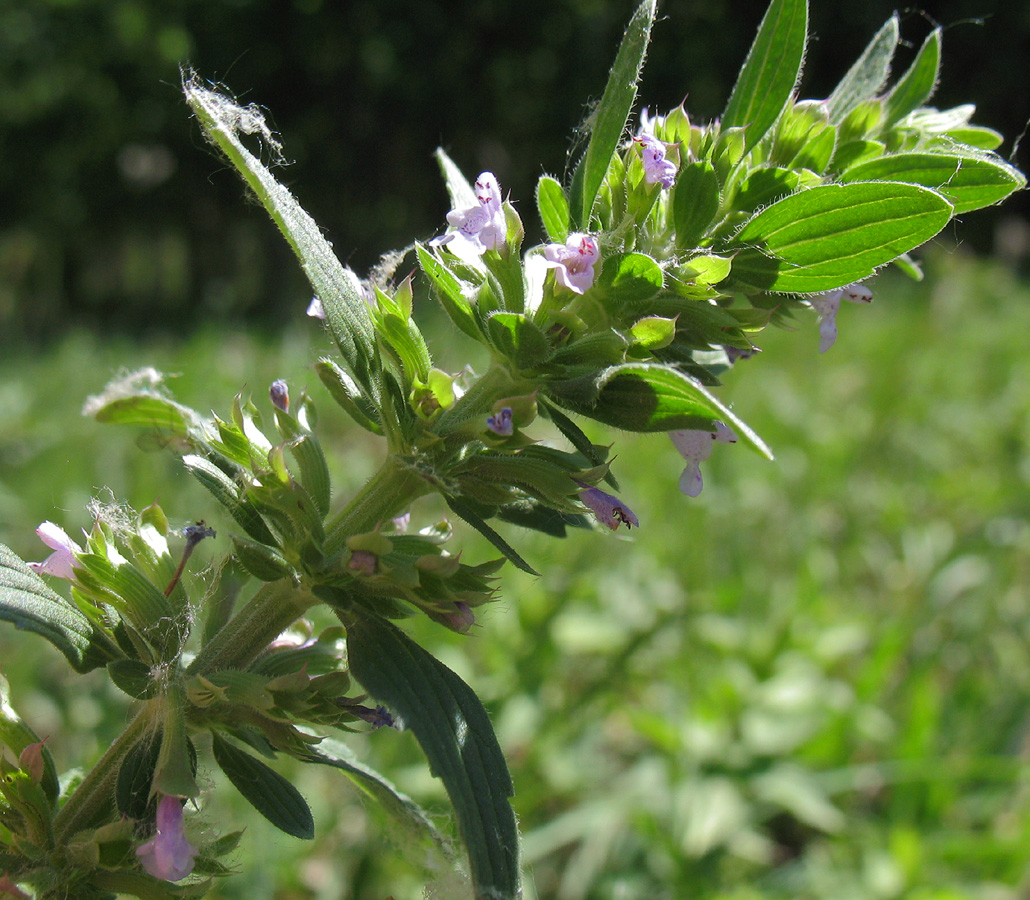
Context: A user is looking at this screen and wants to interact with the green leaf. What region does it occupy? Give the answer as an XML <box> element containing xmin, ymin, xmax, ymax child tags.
<box><xmin>568</xmin><ymin>0</ymin><xmax>657</xmax><ymax>228</ymax></box>
<box><xmin>728</xmin><ymin>181</ymin><xmax>953</xmax><ymax>292</ymax></box>
<box><xmin>342</xmin><ymin>605</ymin><xmax>520</xmax><ymax>900</ymax></box>
<box><xmin>630</xmin><ymin>316</ymin><xmax>677</xmax><ymax>350</ymax></box>
<box><xmin>108</xmin><ymin>659</ymin><xmax>157</xmax><ymax>700</ymax></box>
<box><xmin>416</xmin><ymin>243</ymin><xmax>483</xmax><ymax>342</ymax></box>
<box><xmin>841</xmin><ymin>152</ymin><xmax>1026</xmax><ymax>215</ymax></box>
<box><xmin>0</xmin><ymin>673</ymin><xmax>61</xmax><ymax>804</ymax></box>
<box><xmin>722</xmin><ymin>0</ymin><xmax>808</xmax><ymax>152</ymax></box>
<box><xmin>673</xmin><ymin>161</ymin><xmax>721</xmax><ymax>248</ymax></box>
<box><xmin>302</xmin><ymin>739</ymin><xmax>457</xmax><ymax>870</ymax></box>
<box><xmin>434</xmin><ymin>147</ymin><xmax>478</xmax><ymax>211</ymax></box>
<box><xmin>314</xmin><ymin>358</ymin><xmax>382</xmax><ymax>436</ymax></box>
<box><xmin>486</xmin><ymin>313</ymin><xmax>551</xmax><ymax>369</ymax></box>
<box><xmin>539</xmin><ymin>398</ymin><xmax>619</xmax><ymax>489</ymax></box>
<box><xmin>230</xmin><ymin>534</ymin><xmax>295</xmax><ymax>582</ymax></box>
<box><xmin>184</xmin><ymin>74</ymin><xmax>377</xmax><ymax>396</ymax></box>
<box><xmin>595</xmin><ymin>252</ymin><xmax>664</xmax><ymax>306</ymax></box>
<box><xmin>183</xmin><ymin>454</ymin><xmax>278</xmax><ymax>546</ymax></box>
<box><xmin>0</xmin><ymin>543</ymin><xmax>114</xmax><ymax>673</ymax></box>
<box><xmin>733</xmin><ymin>166</ymin><xmax>801</xmax><ymax>214</ymax></box>
<box><xmin>88</xmin><ymin>393</ymin><xmax>199</xmax><ymax>439</ymax></box>
<box><xmin>445</xmin><ymin>497</ymin><xmax>539</xmax><ymax>577</ymax></box>
<box><xmin>826</xmin><ymin>15</ymin><xmax>899</xmax><ymax>124</ymax></box>
<box><xmin>883</xmin><ymin>27</ymin><xmax>941</xmax><ymax>126</ymax></box>
<box><xmin>211</xmin><ymin>733</ymin><xmax>315</xmax><ymax>839</ymax></box>
<box><xmin>536</xmin><ymin>175</ymin><xmax>570</xmax><ymax>242</ymax></box>
<box><xmin>117</xmin><ymin>732</ymin><xmax>161</xmax><ymax>820</ymax></box>
<box><xmin>550</xmin><ymin>364</ymin><xmax>773</xmax><ymax>458</ymax></box>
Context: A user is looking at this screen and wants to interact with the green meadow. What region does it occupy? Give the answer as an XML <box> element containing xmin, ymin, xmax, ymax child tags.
<box><xmin>2</xmin><ymin>246</ymin><xmax>1029</xmax><ymax>899</ymax></box>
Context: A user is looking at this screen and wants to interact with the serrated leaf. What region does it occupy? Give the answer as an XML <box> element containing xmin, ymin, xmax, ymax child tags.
<box><xmin>537</xmin><ymin>175</ymin><xmax>570</xmax><ymax>242</ymax></box>
<box><xmin>841</xmin><ymin>152</ymin><xmax>1026</xmax><ymax>214</ymax></box>
<box><xmin>184</xmin><ymin>75</ymin><xmax>377</xmax><ymax>397</ymax></box>
<box><xmin>549</xmin><ymin>363</ymin><xmax>772</xmax><ymax>458</ymax></box>
<box><xmin>883</xmin><ymin>27</ymin><xmax>941</xmax><ymax>126</ymax></box>
<box><xmin>722</xmin><ymin>0</ymin><xmax>808</xmax><ymax>152</ymax></box>
<box><xmin>0</xmin><ymin>544</ymin><xmax>114</xmax><ymax>673</ymax></box>
<box><xmin>211</xmin><ymin>733</ymin><xmax>314</xmax><ymax>839</ymax></box>
<box><xmin>568</xmin><ymin>0</ymin><xmax>657</xmax><ymax>228</ymax></box>
<box><xmin>728</xmin><ymin>181</ymin><xmax>952</xmax><ymax>292</ymax></box>
<box><xmin>673</xmin><ymin>161</ymin><xmax>721</xmax><ymax>248</ymax></box>
<box><xmin>826</xmin><ymin>15</ymin><xmax>899</xmax><ymax>124</ymax></box>
<box><xmin>342</xmin><ymin>605</ymin><xmax>520</xmax><ymax>900</ymax></box>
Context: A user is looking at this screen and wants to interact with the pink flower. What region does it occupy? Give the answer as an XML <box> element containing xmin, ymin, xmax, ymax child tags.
<box><xmin>670</xmin><ymin>422</ymin><xmax>738</xmax><ymax>497</ymax></box>
<box><xmin>439</xmin><ymin>172</ymin><xmax>507</xmax><ymax>257</ymax></box>
<box><xmin>28</xmin><ymin>522</ymin><xmax>83</xmax><ymax>580</ymax></box>
<box><xmin>136</xmin><ymin>793</ymin><xmax>197</xmax><ymax>882</ymax></box>
<box><xmin>634</xmin><ymin>133</ymin><xmax>677</xmax><ymax>188</ymax></box>
<box><xmin>543</xmin><ymin>233</ymin><xmax>600</xmax><ymax>294</ymax></box>
<box><xmin>809</xmin><ymin>283</ymin><xmax>873</xmax><ymax>352</ymax></box>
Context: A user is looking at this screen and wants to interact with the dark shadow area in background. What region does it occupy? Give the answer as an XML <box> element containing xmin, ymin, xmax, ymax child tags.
<box><xmin>2</xmin><ymin>0</ymin><xmax>1027</xmax><ymax>343</ymax></box>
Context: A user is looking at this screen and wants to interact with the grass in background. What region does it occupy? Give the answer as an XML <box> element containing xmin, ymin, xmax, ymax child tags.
<box><xmin>1</xmin><ymin>249</ymin><xmax>1028</xmax><ymax>899</ymax></box>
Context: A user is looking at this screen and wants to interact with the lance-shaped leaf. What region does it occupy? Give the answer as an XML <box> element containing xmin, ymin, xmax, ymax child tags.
<box><xmin>727</xmin><ymin>181</ymin><xmax>953</xmax><ymax>293</ymax></box>
<box><xmin>549</xmin><ymin>363</ymin><xmax>772</xmax><ymax>458</ymax></box>
<box><xmin>445</xmin><ymin>497</ymin><xmax>539</xmax><ymax>577</ymax></box>
<box><xmin>673</xmin><ymin>161</ymin><xmax>721</xmax><ymax>248</ymax></box>
<box><xmin>184</xmin><ymin>73</ymin><xmax>378</xmax><ymax>396</ymax></box>
<box><xmin>841</xmin><ymin>152</ymin><xmax>1026</xmax><ymax>215</ymax></box>
<box><xmin>722</xmin><ymin>0</ymin><xmax>808</xmax><ymax>153</ymax></box>
<box><xmin>212</xmin><ymin>733</ymin><xmax>314</xmax><ymax>839</ymax></box>
<box><xmin>883</xmin><ymin>27</ymin><xmax>941</xmax><ymax>126</ymax></box>
<box><xmin>826</xmin><ymin>15</ymin><xmax>899</xmax><ymax>124</ymax></box>
<box><xmin>568</xmin><ymin>0</ymin><xmax>657</xmax><ymax>228</ymax></box>
<box><xmin>537</xmin><ymin>175</ymin><xmax>570</xmax><ymax>242</ymax></box>
<box><xmin>302</xmin><ymin>740</ymin><xmax>457</xmax><ymax>872</ymax></box>
<box><xmin>183</xmin><ymin>454</ymin><xmax>278</xmax><ymax>546</ymax></box>
<box><xmin>342</xmin><ymin>604</ymin><xmax>520</xmax><ymax>900</ymax></box>
<box><xmin>435</xmin><ymin>147</ymin><xmax>478</xmax><ymax>211</ymax></box>
<box><xmin>0</xmin><ymin>543</ymin><xmax>115</xmax><ymax>673</ymax></box>
<box><xmin>417</xmin><ymin>243</ymin><xmax>483</xmax><ymax>342</ymax></box>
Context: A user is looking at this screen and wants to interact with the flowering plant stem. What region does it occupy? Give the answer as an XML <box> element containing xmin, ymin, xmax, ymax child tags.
<box><xmin>52</xmin><ymin>705</ymin><xmax>157</xmax><ymax>843</ymax></box>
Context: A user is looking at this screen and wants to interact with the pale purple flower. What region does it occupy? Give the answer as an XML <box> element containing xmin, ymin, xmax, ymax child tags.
<box><xmin>348</xmin><ymin>549</ymin><xmax>378</xmax><ymax>577</ymax></box>
<box><xmin>809</xmin><ymin>282</ymin><xmax>873</xmax><ymax>353</ymax></box>
<box><xmin>670</xmin><ymin>422</ymin><xmax>738</xmax><ymax>497</ymax></box>
<box><xmin>486</xmin><ymin>407</ymin><xmax>514</xmax><ymax>436</ymax></box>
<box><xmin>136</xmin><ymin>793</ymin><xmax>196</xmax><ymax>882</ymax></box>
<box><xmin>576</xmin><ymin>482</ymin><xmax>639</xmax><ymax>531</ymax></box>
<box><xmin>543</xmin><ymin>233</ymin><xmax>600</xmax><ymax>294</ymax></box>
<box><xmin>440</xmin><ymin>601</ymin><xmax>476</xmax><ymax>634</ymax></box>
<box><xmin>269</xmin><ymin>379</ymin><xmax>290</xmax><ymax>413</ymax></box>
<box><xmin>634</xmin><ymin>133</ymin><xmax>678</xmax><ymax>188</ymax></box>
<box><xmin>28</xmin><ymin>522</ymin><xmax>83</xmax><ymax>580</ymax></box>
<box><xmin>438</xmin><ymin>172</ymin><xmax>507</xmax><ymax>257</ymax></box>
<box><xmin>723</xmin><ymin>345</ymin><xmax>759</xmax><ymax>364</ymax></box>
<box><xmin>306</xmin><ymin>296</ymin><xmax>326</xmax><ymax>319</ymax></box>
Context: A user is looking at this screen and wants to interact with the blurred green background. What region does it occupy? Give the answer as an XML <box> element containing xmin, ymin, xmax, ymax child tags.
<box><xmin>2</xmin><ymin>0</ymin><xmax>1030</xmax><ymax>897</ymax></box>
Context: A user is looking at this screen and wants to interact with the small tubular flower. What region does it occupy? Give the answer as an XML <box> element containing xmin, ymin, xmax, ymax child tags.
<box><xmin>439</xmin><ymin>172</ymin><xmax>507</xmax><ymax>257</ymax></box>
<box><xmin>269</xmin><ymin>379</ymin><xmax>290</xmax><ymax>413</ymax></box>
<box><xmin>543</xmin><ymin>233</ymin><xmax>599</xmax><ymax>294</ymax></box>
<box><xmin>486</xmin><ymin>407</ymin><xmax>514</xmax><ymax>436</ymax></box>
<box><xmin>306</xmin><ymin>296</ymin><xmax>326</xmax><ymax>319</ymax></box>
<box><xmin>28</xmin><ymin>522</ymin><xmax>83</xmax><ymax>580</ymax></box>
<box><xmin>576</xmin><ymin>482</ymin><xmax>639</xmax><ymax>531</ymax></box>
<box><xmin>136</xmin><ymin>793</ymin><xmax>197</xmax><ymax>882</ymax></box>
<box><xmin>634</xmin><ymin>133</ymin><xmax>677</xmax><ymax>188</ymax></box>
<box><xmin>670</xmin><ymin>422</ymin><xmax>738</xmax><ymax>497</ymax></box>
<box><xmin>809</xmin><ymin>282</ymin><xmax>873</xmax><ymax>353</ymax></box>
